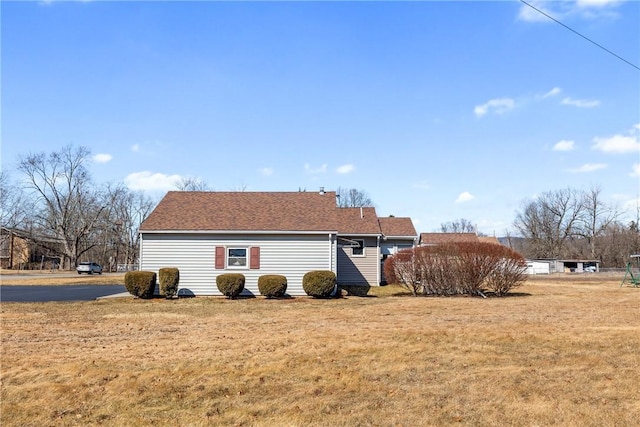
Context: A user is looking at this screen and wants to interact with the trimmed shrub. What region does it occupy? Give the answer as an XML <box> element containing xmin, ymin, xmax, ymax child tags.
<box><xmin>159</xmin><ymin>267</ymin><xmax>180</xmax><ymax>298</ymax></box>
<box><xmin>124</xmin><ymin>271</ymin><xmax>157</xmax><ymax>299</ymax></box>
<box><xmin>258</xmin><ymin>274</ymin><xmax>288</xmax><ymax>298</ymax></box>
<box><xmin>216</xmin><ymin>273</ymin><xmax>245</xmax><ymax>299</ymax></box>
<box><xmin>302</xmin><ymin>270</ymin><xmax>336</xmax><ymax>298</ymax></box>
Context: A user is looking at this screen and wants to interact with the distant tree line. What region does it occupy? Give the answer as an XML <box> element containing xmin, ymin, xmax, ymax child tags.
<box><xmin>1</xmin><ymin>145</ymin><xmax>156</xmax><ymax>270</ymax></box>
<box><xmin>2</xmin><ymin>145</ymin><xmax>637</xmax><ymax>270</ymax></box>
<box><xmin>513</xmin><ymin>187</ymin><xmax>639</xmax><ymax>268</ymax></box>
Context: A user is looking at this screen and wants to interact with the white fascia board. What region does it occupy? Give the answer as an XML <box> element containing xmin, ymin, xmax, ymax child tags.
<box><xmin>140</xmin><ymin>229</ymin><xmax>338</xmax><ymax>235</ymax></box>
<box><xmin>337</xmin><ymin>233</ymin><xmax>382</xmax><ymax>238</ymax></box>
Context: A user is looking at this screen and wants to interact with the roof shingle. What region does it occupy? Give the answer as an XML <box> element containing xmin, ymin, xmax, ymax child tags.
<box><xmin>140</xmin><ymin>191</ymin><xmax>339</xmax><ymax>232</ymax></box>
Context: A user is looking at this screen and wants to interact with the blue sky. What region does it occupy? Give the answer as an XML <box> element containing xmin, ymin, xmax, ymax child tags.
<box><xmin>2</xmin><ymin>0</ymin><xmax>639</xmax><ymax>235</ymax></box>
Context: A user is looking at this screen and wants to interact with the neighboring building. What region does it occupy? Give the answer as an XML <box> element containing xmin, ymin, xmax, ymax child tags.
<box><xmin>0</xmin><ymin>228</ymin><xmax>30</xmax><ymax>269</ymax></box>
<box><xmin>0</xmin><ymin>227</ymin><xmax>64</xmax><ymax>270</ymax></box>
<box><xmin>419</xmin><ymin>232</ymin><xmax>479</xmax><ymax>246</ymax></box>
<box><xmin>554</xmin><ymin>259</ymin><xmax>599</xmax><ymax>273</ymax></box>
<box><xmin>138</xmin><ymin>191</ymin><xmax>417</xmax><ymax>296</ymax></box>
<box><xmin>526</xmin><ymin>260</ymin><xmax>552</xmax><ymax>275</ymax></box>
<box><xmin>525</xmin><ymin>259</ymin><xmax>600</xmax><ymax>274</ymax></box>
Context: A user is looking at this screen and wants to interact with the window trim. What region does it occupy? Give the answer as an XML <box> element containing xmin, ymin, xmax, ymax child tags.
<box><xmin>226</xmin><ymin>247</ymin><xmax>248</xmax><ymax>269</ymax></box>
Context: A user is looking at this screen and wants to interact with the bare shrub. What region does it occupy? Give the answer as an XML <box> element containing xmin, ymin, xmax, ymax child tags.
<box><xmin>388</xmin><ymin>243</ymin><xmax>528</xmax><ymax>297</ymax></box>
<box><xmin>485</xmin><ymin>247</ymin><xmax>528</xmax><ymax>296</ymax></box>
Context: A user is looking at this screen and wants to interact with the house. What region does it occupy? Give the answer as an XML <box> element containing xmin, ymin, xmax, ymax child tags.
<box><xmin>419</xmin><ymin>232</ymin><xmax>479</xmax><ymax>246</ymax></box>
<box><xmin>138</xmin><ymin>191</ymin><xmax>417</xmax><ymax>296</ymax></box>
<box><xmin>419</xmin><ymin>233</ymin><xmax>503</xmax><ymax>247</ymax></box>
<box><xmin>0</xmin><ymin>228</ymin><xmax>30</xmax><ymax>269</ymax></box>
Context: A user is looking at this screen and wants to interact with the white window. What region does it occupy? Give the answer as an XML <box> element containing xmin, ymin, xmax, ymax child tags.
<box><xmin>227</xmin><ymin>248</ymin><xmax>247</xmax><ymax>268</ymax></box>
<box><xmin>352</xmin><ymin>240</ymin><xmax>365</xmax><ymax>257</ymax></box>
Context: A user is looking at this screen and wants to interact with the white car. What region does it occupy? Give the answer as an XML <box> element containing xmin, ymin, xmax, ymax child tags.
<box><xmin>76</xmin><ymin>262</ymin><xmax>103</xmax><ymax>275</ymax></box>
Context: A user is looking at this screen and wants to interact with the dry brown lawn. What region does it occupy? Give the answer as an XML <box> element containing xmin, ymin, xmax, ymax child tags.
<box><xmin>2</xmin><ymin>274</ymin><xmax>639</xmax><ymax>426</ymax></box>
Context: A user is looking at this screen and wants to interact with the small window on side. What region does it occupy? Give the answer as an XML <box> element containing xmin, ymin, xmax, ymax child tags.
<box><xmin>352</xmin><ymin>240</ymin><xmax>365</xmax><ymax>256</ymax></box>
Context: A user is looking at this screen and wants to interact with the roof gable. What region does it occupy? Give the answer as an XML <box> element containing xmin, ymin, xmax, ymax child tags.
<box><xmin>335</xmin><ymin>207</ymin><xmax>381</xmax><ymax>235</ymax></box>
<box><xmin>140</xmin><ymin>191</ymin><xmax>339</xmax><ymax>232</ymax></box>
<box><xmin>378</xmin><ymin>217</ymin><xmax>417</xmax><ymax>238</ymax></box>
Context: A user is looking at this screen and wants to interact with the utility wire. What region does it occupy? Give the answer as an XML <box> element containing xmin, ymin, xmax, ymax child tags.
<box><xmin>519</xmin><ymin>0</ymin><xmax>639</xmax><ymax>71</ymax></box>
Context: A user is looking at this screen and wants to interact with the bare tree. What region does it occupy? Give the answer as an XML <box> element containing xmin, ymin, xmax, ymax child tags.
<box><xmin>440</xmin><ymin>218</ymin><xmax>476</xmax><ymax>233</ymax></box>
<box><xmin>577</xmin><ymin>185</ymin><xmax>620</xmax><ymax>259</ymax></box>
<box><xmin>514</xmin><ymin>188</ymin><xmax>585</xmax><ymax>258</ymax></box>
<box><xmin>17</xmin><ymin>145</ymin><xmax>105</xmax><ymax>269</ymax></box>
<box><xmin>336</xmin><ymin>187</ymin><xmax>373</xmax><ymax>208</ymax></box>
<box><xmin>100</xmin><ymin>183</ymin><xmax>156</xmax><ymax>270</ymax></box>
<box><xmin>175</xmin><ymin>177</ymin><xmax>211</xmax><ymax>191</ymax></box>
<box><xmin>0</xmin><ymin>171</ymin><xmax>29</xmax><ymax>229</ymax></box>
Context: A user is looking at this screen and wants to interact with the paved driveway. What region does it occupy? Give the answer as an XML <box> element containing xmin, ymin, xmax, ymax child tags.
<box><xmin>0</xmin><ymin>285</ymin><xmax>127</xmax><ymax>302</ymax></box>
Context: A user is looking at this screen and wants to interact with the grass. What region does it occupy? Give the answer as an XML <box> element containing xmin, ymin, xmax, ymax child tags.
<box><xmin>2</xmin><ymin>274</ymin><xmax>639</xmax><ymax>426</ymax></box>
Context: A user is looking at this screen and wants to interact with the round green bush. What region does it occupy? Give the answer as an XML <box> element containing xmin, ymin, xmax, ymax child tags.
<box><xmin>159</xmin><ymin>267</ymin><xmax>179</xmax><ymax>298</ymax></box>
<box><xmin>216</xmin><ymin>273</ymin><xmax>245</xmax><ymax>299</ymax></box>
<box><xmin>124</xmin><ymin>271</ymin><xmax>157</xmax><ymax>299</ymax></box>
<box><xmin>302</xmin><ymin>270</ymin><xmax>336</xmax><ymax>298</ymax></box>
<box><xmin>258</xmin><ymin>275</ymin><xmax>288</xmax><ymax>298</ymax></box>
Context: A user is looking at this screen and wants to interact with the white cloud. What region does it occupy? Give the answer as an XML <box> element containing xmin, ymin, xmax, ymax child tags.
<box><xmin>518</xmin><ymin>0</ymin><xmax>556</xmax><ymax>22</ymax></box>
<box><xmin>455</xmin><ymin>192</ymin><xmax>475</xmax><ymax>203</ymax></box>
<box><xmin>93</xmin><ymin>153</ymin><xmax>113</xmax><ymax>163</ymax></box>
<box><xmin>131</xmin><ymin>144</ymin><xmax>140</xmax><ymax>152</ymax></box>
<box><xmin>552</xmin><ymin>140</ymin><xmax>576</xmax><ymax>152</ymax></box>
<box><xmin>568</xmin><ymin>163</ymin><xmax>607</xmax><ymax>173</ymax></box>
<box><xmin>259</xmin><ymin>167</ymin><xmax>274</xmax><ymax>176</ymax></box>
<box><xmin>561</xmin><ymin>97</ymin><xmax>600</xmax><ymax>108</ymax></box>
<box><xmin>542</xmin><ymin>87</ymin><xmax>562</xmax><ymax>98</ymax></box>
<box><xmin>576</xmin><ymin>0</ymin><xmax>621</xmax><ymax>8</ymax></box>
<box><xmin>518</xmin><ymin>0</ymin><xmax>622</xmax><ymax>22</ymax></box>
<box><xmin>125</xmin><ymin>171</ymin><xmax>182</xmax><ymax>191</ymax></box>
<box><xmin>474</xmin><ymin>98</ymin><xmax>515</xmax><ymax>117</ymax></box>
<box><xmin>336</xmin><ymin>164</ymin><xmax>355</xmax><ymax>174</ymax></box>
<box><xmin>630</xmin><ymin>163</ymin><xmax>640</xmax><ymax>178</ymax></box>
<box><xmin>592</xmin><ymin>134</ymin><xmax>640</xmax><ymax>153</ymax></box>
<box><xmin>304</xmin><ymin>163</ymin><xmax>328</xmax><ymax>174</ymax></box>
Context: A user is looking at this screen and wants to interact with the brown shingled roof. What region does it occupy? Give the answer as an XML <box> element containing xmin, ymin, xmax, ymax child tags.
<box><xmin>478</xmin><ymin>236</ymin><xmax>501</xmax><ymax>245</ymax></box>
<box><xmin>140</xmin><ymin>191</ymin><xmax>339</xmax><ymax>232</ymax></box>
<box><xmin>335</xmin><ymin>207</ymin><xmax>381</xmax><ymax>235</ymax></box>
<box><xmin>378</xmin><ymin>217</ymin><xmax>417</xmax><ymax>238</ymax></box>
<box><xmin>419</xmin><ymin>232</ymin><xmax>479</xmax><ymax>245</ymax></box>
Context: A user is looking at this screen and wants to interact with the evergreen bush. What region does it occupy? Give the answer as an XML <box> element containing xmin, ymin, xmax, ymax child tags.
<box><xmin>258</xmin><ymin>274</ymin><xmax>288</xmax><ymax>298</ymax></box>
<box><xmin>302</xmin><ymin>270</ymin><xmax>336</xmax><ymax>298</ymax></box>
<box><xmin>159</xmin><ymin>267</ymin><xmax>180</xmax><ymax>298</ymax></box>
<box><xmin>216</xmin><ymin>273</ymin><xmax>245</xmax><ymax>299</ymax></box>
<box><xmin>124</xmin><ymin>271</ymin><xmax>157</xmax><ymax>299</ymax></box>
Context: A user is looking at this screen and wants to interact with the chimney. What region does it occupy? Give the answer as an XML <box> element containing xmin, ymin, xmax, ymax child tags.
<box><xmin>360</xmin><ymin>207</ymin><xmax>363</xmax><ymax>218</ymax></box>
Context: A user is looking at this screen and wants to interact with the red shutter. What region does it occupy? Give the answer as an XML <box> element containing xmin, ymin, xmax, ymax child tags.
<box><xmin>215</xmin><ymin>247</ymin><xmax>225</xmax><ymax>269</ymax></box>
<box><xmin>250</xmin><ymin>247</ymin><xmax>260</xmax><ymax>269</ymax></box>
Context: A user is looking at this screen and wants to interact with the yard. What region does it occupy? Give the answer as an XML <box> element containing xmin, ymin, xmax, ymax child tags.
<box><xmin>1</xmin><ymin>274</ymin><xmax>639</xmax><ymax>426</ymax></box>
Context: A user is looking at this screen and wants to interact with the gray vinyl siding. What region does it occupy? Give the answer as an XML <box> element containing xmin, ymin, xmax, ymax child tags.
<box><xmin>337</xmin><ymin>236</ymin><xmax>379</xmax><ymax>285</ymax></box>
<box><xmin>140</xmin><ymin>233</ymin><xmax>335</xmax><ymax>296</ymax></box>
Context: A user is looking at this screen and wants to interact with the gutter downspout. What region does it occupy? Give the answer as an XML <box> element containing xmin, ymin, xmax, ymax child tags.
<box><xmin>376</xmin><ymin>235</ymin><xmax>381</xmax><ymax>285</ymax></box>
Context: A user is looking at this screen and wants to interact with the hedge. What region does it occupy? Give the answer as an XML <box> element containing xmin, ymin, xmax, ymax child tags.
<box><xmin>216</xmin><ymin>273</ymin><xmax>245</xmax><ymax>299</ymax></box>
<box><xmin>302</xmin><ymin>270</ymin><xmax>336</xmax><ymax>298</ymax></box>
<box><xmin>124</xmin><ymin>271</ymin><xmax>157</xmax><ymax>299</ymax></box>
<box><xmin>159</xmin><ymin>267</ymin><xmax>179</xmax><ymax>298</ymax></box>
<box><xmin>258</xmin><ymin>274</ymin><xmax>288</xmax><ymax>298</ymax></box>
